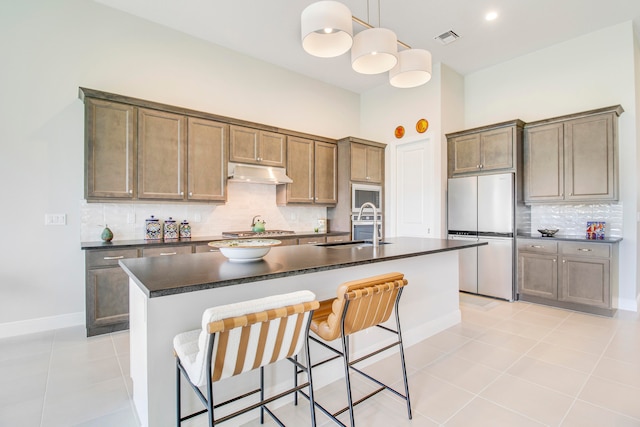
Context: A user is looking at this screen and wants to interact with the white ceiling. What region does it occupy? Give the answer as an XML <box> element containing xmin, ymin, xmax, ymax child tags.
<box><xmin>95</xmin><ymin>0</ymin><xmax>640</xmax><ymax>93</ymax></box>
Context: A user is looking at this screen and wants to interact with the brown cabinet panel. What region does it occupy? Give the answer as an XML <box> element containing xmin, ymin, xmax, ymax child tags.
<box><xmin>523</xmin><ymin>123</ymin><xmax>564</xmax><ymax>202</ymax></box>
<box><xmin>85</xmin><ymin>98</ymin><xmax>136</xmax><ymax>199</ymax></box>
<box><xmin>565</xmin><ymin>114</ymin><xmax>615</xmax><ymax>201</ymax></box>
<box><xmin>559</xmin><ymin>257</ymin><xmax>610</xmax><ymax>308</ymax></box>
<box><xmin>87</xmin><ymin>248</ymin><xmax>139</xmax><ymax>268</ymax></box>
<box><xmin>187</xmin><ymin>118</ymin><xmax>227</xmax><ymax>201</ymax></box>
<box><xmin>315</xmin><ymin>141</ymin><xmax>337</xmax><ymax>204</ymax></box>
<box><xmin>88</xmin><ymin>267</ymin><xmax>130</xmax><ymax>328</ymax></box>
<box><xmin>229</xmin><ymin>125</ymin><xmax>286</xmax><ymax>167</ymax></box>
<box><xmin>449</xmin><ymin>133</ymin><xmax>481</xmax><ymax>175</ymax></box>
<box><xmin>142</xmin><ymin>245</ymin><xmax>193</xmax><ymax>258</ymax></box>
<box><xmin>286</xmin><ymin>136</ymin><xmax>314</xmax><ymax>203</ymax></box>
<box><xmin>350</xmin><ymin>143</ymin><xmax>383</xmax><ymax>183</ymax></box>
<box><xmin>259</xmin><ymin>131</ymin><xmax>286</xmax><ymax>167</ymax></box>
<box><xmin>298</xmin><ymin>236</ymin><xmax>326</xmax><ymax>245</ymax></box>
<box><xmin>518</xmin><ymin>252</ymin><xmax>558</xmax><ymax>299</ymax></box>
<box><xmin>137</xmin><ymin>108</ymin><xmax>187</xmax><ymax>200</ymax></box>
<box><xmin>481</xmin><ymin>127</ymin><xmax>513</xmax><ymax>171</ymax></box>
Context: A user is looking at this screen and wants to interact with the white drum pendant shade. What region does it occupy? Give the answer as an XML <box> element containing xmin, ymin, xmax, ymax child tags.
<box><xmin>351</xmin><ymin>27</ymin><xmax>398</xmax><ymax>74</ymax></box>
<box><xmin>389</xmin><ymin>49</ymin><xmax>432</xmax><ymax>88</ymax></box>
<box><xmin>301</xmin><ymin>1</ymin><xmax>353</xmax><ymax>58</ymax></box>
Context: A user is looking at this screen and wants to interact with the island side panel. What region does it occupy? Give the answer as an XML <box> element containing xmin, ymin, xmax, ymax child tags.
<box><xmin>130</xmin><ymin>251</ymin><xmax>460</xmax><ymax>427</ymax></box>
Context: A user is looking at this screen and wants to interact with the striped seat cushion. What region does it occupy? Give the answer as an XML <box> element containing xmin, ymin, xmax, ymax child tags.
<box><xmin>174</xmin><ymin>290</ymin><xmax>316</xmax><ymax>387</ymax></box>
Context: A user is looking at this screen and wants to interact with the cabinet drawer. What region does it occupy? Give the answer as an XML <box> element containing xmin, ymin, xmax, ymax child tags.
<box><xmin>560</xmin><ymin>242</ymin><xmax>610</xmax><ymax>258</ymax></box>
<box><xmin>326</xmin><ymin>235</ymin><xmax>349</xmax><ymax>243</ymax></box>
<box><xmin>194</xmin><ymin>244</ymin><xmax>219</xmax><ymax>253</ymax></box>
<box><xmin>277</xmin><ymin>238</ymin><xmax>298</xmax><ymax>246</ymax></box>
<box><xmin>518</xmin><ymin>239</ymin><xmax>557</xmax><ymax>254</ymax></box>
<box><xmin>142</xmin><ymin>245</ymin><xmax>193</xmax><ymax>257</ymax></box>
<box><xmin>298</xmin><ymin>236</ymin><xmax>326</xmax><ymax>245</ymax></box>
<box><xmin>87</xmin><ymin>249</ymin><xmax>139</xmax><ymax>268</ymax></box>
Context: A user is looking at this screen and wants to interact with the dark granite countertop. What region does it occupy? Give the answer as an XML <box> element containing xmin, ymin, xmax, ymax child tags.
<box><xmin>119</xmin><ymin>237</ymin><xmax>487</xmax><ymax>298</ymax></box>
<box><xmin>81</xmin><ymin>231</ymin><xmax>351</xmax><ymax>250</ymax></box>
<box><xmin>517</xmin><ymin>233</ymin><xmax>622</xmax><ymax>244</ymax></box>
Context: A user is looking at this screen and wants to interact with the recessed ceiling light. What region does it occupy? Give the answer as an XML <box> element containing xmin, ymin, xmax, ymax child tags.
<box><xmin>485</xmin><ymin>11</ymin><xmax>498</xmax><ymax>21</ymax></box>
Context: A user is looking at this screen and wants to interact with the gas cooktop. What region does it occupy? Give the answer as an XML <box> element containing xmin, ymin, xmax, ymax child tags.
<box><xmin>222</xmin><ymin>230</ymin><xmax>296</xmax><ymax>238</ymax></box>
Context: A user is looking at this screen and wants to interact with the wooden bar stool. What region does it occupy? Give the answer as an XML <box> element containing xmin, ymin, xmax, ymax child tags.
<box><xmin>300</xmin><ymin>272</ymin><xmax>412</xmax><ymax>427</ymax></box>
<box><xmin>173</xmin><ymin>290</ymin><xmax>320</xmax><ymax>426</ymax></box>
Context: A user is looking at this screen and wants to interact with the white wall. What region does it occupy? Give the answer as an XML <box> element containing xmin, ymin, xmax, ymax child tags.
<box><xmin>464</xmin><ymin>22</ymin><xmax>639</xmax><ymax>310</ymax></box>
<box><xmin>0</xmin><ymin>0</ymin><xmax>360</xmax><ymax>335</ymax></box>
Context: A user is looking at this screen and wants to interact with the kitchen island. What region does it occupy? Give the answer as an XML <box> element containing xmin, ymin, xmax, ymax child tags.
<box><xmin>119</xmin><ymin>237</ymin><xmax>486</xmax><ymax>427</ymax></box>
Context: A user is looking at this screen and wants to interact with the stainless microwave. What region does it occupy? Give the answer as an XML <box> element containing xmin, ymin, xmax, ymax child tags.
<box><xmin>352</xmin><ymin>183</ymin><xmax>382</xmax><ymax>213</ymax></box>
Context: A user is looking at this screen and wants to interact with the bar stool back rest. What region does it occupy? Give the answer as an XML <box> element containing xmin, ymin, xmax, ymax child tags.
<box><xmin>311</xmin><ymin>272</ymin><xmax>407</xmax><ymax>342</ymax></box>
<box><xmin>175</xmin><ymin>290</ymin><xmax>318</xmax><ymax>387</ymax></box>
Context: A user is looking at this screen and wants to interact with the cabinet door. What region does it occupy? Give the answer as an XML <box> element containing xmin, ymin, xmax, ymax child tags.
<box><xmin>564</xmin><ymin>113</ymin><xmax>615</xmax><ymax>201</ymax></box>
<box><xmin>187</xmin><ymin>118</ymin><xmax>227</xmax><ymax>201</ymax></box>
<box><xmin>286</xmin><ymin>136</ymin><xmax>314</xmax><ymax>203</ymax></box>
<box><xmin>449</xmin><ymin>133</ymin><xmax>481</xmax><ymax>175</ymax></box>
<box><xmin>259</xmin><ymin>131</ymin><xmax>286</xmax><ymax>167</ymax></box>
<box><xmin>480</xmin><ymin>127</ymin><xmax>513</xmax><ymax>171</ymax></box>
<box><xmin>85</xmin><ymin>98</ymin><xmax>136</xmax><ymax>199</ymax></box>
<box><xmin>518</xmin><ymin>252</ymin><xmax>558</xmax><ymax>299</ymax></box>
<box><xmin>137</xmin><ymin>108</ymin><xmax>187</xmax><ymax>200</ymax></box>
<box><xmin>524</xmin><ymin>123</ymin><xmax>564</xmax><ymax>202</ymax></box>
<box><xmin>86</xmin><ymin>267</ymin><xmax>129</xmax><ymax>334</ymax></box>
<box><xmin>314</xmin><ymin>141</ymin><xmax>337</xmax><ymax>204</ymax></box>
<box><xmin>351</xmin><ymin>143</ymin><xmax>383</xmax><ymax>183</ymax></box>
<box><xmin>559</xmin><ymin>256</ymin><xmax>610</xmax><ymax>308</ymax></box>
<box><xmin>229</xmin><ymin>125</ymin><xmax>259</xmax><ymax>164</ymax></box>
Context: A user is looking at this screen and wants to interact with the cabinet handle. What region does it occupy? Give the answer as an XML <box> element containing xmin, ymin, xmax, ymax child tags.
<box><xmin>553</xmin><ymin>259</ymin><xmax>557</xmax><ymax>263</ymax></box>
<box><xmin>103</xmin><ymin>255</ymin><xmax>124</xmax><ymax>260</ymax></box>
<box><xmin>189</xmin><ymin>192</ymin><xmax>193</xmax><ymax>196</ymax></box>
<box><xmin>129</xmin><ymin>190</ymin><xmax>133</xmax><ymax>194</ymax></box>
<box><xmin>306</xmin><ymin>241</ymin><xmax>318</xmax><ymax>244</ymax></box>
<box><xmin>562</xmin><ymin>259</ymin><xmax>566</xmax><ymax>263</ymax></box>
<box><xmin>530</xmin><ymin>245</ymin><xmax>543</xmax><ymax>248</ymax></box>
<box><xmin>578</xmin><ymin>248</ymin><xmax>592</xmax><ymax>252</ymax></box>
<box><xmin>180</xmin><ymin>191</ymin><xmax>184</xmax><ymax>196</ymax></box>
<box><xmin>160</xmin><ymin>252</ymin><xmax>177</xmax><ymax>256</ymax></box>
<box><xmin>479</xmin><ymin>164</ymin><xmax>484</xmax><ymax>169</ymax></box>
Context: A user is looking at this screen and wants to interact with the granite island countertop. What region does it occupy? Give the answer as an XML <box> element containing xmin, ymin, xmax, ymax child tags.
<box><xmin>517</xmin><ymin>233</ymin><xmax>622</xmax><ymax>244</ymax></box>
<box><xmin>119</xmin><ymin>236</ymin><xmax>487</xmax><ymax>298</ymax></box>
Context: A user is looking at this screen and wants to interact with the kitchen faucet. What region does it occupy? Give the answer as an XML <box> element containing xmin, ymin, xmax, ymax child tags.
<box><xmin>357</xmin><ymin>202</ymin><xmax>380</xmax><ymax>248</ymax></box>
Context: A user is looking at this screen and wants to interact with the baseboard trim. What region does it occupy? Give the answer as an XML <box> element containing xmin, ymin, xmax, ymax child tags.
<box><xmin>0</xmin><ymin>312</ymin><xmax>84</xmax><ymax>339</ymax></box>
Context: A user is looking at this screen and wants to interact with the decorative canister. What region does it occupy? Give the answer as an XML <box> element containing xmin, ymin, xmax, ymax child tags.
<box><xmin>101</xmin><ymin>225</ymin><xmax>114</xmax><ymax>242</ymax></box>
<box><xmin>145</xmin><ymin>215</ymin><xmax>162</xmax><ymax>240</ymax></box>
<box><xmin>179</xmin><ymin>220</ymin><xmax>191</xmax><ymax>239</ymax></box>
<box><xmin>164</xmin><ymin>217</ymin><xmax>178</xmax><ymax>240</ymax></box>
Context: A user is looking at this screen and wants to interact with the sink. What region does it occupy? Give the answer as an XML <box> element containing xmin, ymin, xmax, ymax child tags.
<box><xmin>317</xmin><ymin>240</ymin><xmax>391</xmax><ymax>249</ymax></box>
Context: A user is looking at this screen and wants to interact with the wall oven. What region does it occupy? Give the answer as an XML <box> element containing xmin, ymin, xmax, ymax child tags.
<box><xmin>352</xmin><ymin>183</ymin><xmax>382</xmax><ymax>213</ymax></box>
<box><xmin>351</xmin><ymin>214</ymin><xmax>383</xmax><ymax>241</ymax></box>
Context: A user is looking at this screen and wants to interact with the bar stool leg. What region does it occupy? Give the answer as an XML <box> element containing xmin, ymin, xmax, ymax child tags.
<box><xmin>304</xmin><ymin>336</ymin><xmax>318</xmax><ymax>427</ymax></box>
<box><xmin>395</xmin><ymin>303</ymin><xmax>412</xmax><ymax>420</ymax></box>
<box><xmin>341</xmin><ymin>332</ymin><xmax>355</xmax><ymax>427</ymax></box>
<box><xmin>176</xmin><ymin>359</ymin><xmax>181</xmax><ymax>427</ymax></box>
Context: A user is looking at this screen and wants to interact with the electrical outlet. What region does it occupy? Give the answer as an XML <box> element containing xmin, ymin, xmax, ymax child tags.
<box><xmin>45</xmin><ymin>213</ymin><xmax>66</xmax><ymax>226</ymax></box>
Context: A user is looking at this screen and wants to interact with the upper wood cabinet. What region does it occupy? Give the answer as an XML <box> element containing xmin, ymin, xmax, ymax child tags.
<box><xmin>350</xmin><ymin>142</ymin><xmax>383</xmax><ymax>183</ymax></box>
<box><xmin>137</xmin><ymin>108</ymin><xmax>187</xmax><ymax>200</ymax></box>
<box><xmin>82</xmin><ymin>89</ymin><xmax>228</xmax><ymax>203</ymax></box>
<box><xmin>277</xmin><ymin>136</ymin><xmax>337</xmax><ymax>205</ymax></box>
<box><xmin>447</xmin><ymin>120</ymin><xmax>523</xmax><ymax>177</ymax></box>
<box><xmin>523</xmin><ymin>105</ymin><xmax>622</xmax><ymax>204</ymax></box>
<box><xmin>84</xmin><ymin>98</ymin><xmax>136</xmax><ymax>199</ymax></box>
<box><xmin>229</xmin><ymin>125</ymin><xmax>286</xmax><ymax>167</ymax></box>
<box><xmin>187</xmin><ymin>118</ymin><xmax>227</xmax><ymax>202</ymax></box>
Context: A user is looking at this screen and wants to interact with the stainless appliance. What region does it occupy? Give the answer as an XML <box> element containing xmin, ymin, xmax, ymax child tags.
<box><xmin>351</xmin><ymin>184</ymin><xmax>382</xmax><ymax>213</ymax></box>
<box><xmin>351</xmin><ymin>214</ymin><xmax>382</xmax><ymax>241</ymax></box>
<box><xmin>222</xmin><ymin>230</ymin><xmax>295</xmax><ymax>238</ymax></box>
<box><xmin>447</xmin><ymin>173</ymin><xmax>514</xmax><ymax>300</ymax></box>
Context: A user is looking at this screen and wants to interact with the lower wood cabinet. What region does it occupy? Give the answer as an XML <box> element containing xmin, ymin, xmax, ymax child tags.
<box><xmin>85</xmin><ymin>248</ymin><xmax>139</xmax><ymax>336</ymax></box>
<box><xmin>518</xmin><ymin>238</ymin><xmax>617</xmax><ymax>316</ymax></box>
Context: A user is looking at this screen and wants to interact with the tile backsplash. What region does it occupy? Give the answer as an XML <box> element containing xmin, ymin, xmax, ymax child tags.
<box><xmin>81</xmin><ymin>182</ymin><xmax>329</xmax><ymax>242</ymax></box>
<box><xmin>530</xmin><ymin>203</ymin><xmax>622</xmax><ymax>237</ymax></box>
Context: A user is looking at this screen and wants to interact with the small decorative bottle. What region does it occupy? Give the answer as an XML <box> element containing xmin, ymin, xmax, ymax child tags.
<box><xmin>101</xmin><ymin>225</ymin><xmax>114</xmax><ymax>242</ymax></box>
<box><xmin>145</xmin><ymin>215</ymin><xmax>162</xmax><ymax>240</ymax></box>
<box><xmin>179</xmin><ymin>220</ymin><xmax>191</xmax><ymax>239</ymax></box>
<box><xmin>164</xmin><ymin>217</ymin><xmax>178</xmax><ymax>240</ymax></box>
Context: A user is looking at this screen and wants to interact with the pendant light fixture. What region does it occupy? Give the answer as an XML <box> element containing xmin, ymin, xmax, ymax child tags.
<box><xmin>389</xmin><ymin>48</ymin><xmax>432</xmax><ymax>88</ymax></box>
<box><xmin>301</xmin><ymin>1</ymin><xmax>353</xmax><ymax>58</ymax></box>
<box><xmin>351</xmin><ymin>27</ymin><xmax>398</xmax><ymax>74</ymax></box>
<box><xmin>300</xmin><ymin>1</ymin><xmax>432</xmax><ymax>88</ymax></box>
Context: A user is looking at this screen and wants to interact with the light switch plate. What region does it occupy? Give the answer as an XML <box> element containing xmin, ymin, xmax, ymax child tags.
<box><xmin>45</xmin><ymin>213</ymin><xmax>66</xmax><ymax>225</ymax></box>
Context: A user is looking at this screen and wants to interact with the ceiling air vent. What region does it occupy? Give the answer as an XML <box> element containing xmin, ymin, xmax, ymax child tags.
<box><xmin>434</xmin><ymin>30</ymin><xmax>460</xmax><ymax>45</ymax></box>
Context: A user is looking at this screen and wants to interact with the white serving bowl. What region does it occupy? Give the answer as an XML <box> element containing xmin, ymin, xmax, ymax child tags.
<box><xmin>208</xmin><ymin>239</ymin><xmax>281</xmax><ymax>262</ymax></box>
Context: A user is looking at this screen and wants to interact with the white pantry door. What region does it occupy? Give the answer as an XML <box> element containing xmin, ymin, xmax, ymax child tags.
<box><xmin>395</xmin><ymin>139</ymin><xmax>435</xmax><ymax>237</ymax></box>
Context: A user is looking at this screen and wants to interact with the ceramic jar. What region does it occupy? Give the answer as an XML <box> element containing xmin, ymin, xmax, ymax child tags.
<box><xmin>179</xmin><ymin>220</ymin><xmax>191</xmax><ymax>239</ymax></box>
<box><xmin>145</xmin><ymin>215</ymin><xmax>162</xmax><ymax>240</ymax></box>
<box><xmin>164</xmin><ymin>217</ymin><xmax>178</xmax><ymax>240</ymax></box>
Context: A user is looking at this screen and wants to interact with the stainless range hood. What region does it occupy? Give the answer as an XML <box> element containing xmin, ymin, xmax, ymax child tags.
<box><xmin>228</xmin><ymin>162</ymin><xmax>293</xmax><ymax>184</ymax></box>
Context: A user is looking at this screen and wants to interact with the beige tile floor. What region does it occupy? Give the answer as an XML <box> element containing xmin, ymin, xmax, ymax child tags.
<box><xmin>2</xmin><ymin>294</ymin><xmax>639</xmax><ymax>426</ymax></box>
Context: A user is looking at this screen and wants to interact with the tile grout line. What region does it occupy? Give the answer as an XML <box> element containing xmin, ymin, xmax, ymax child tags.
<box><xmin>39</xmin><ymin>329</ymin><xmax>57</xmax><ymax>427</ymax></box>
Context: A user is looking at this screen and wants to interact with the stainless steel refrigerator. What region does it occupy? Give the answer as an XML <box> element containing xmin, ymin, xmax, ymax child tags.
<box><xmin>447</xmin><ymin>173</ymin><xmax>514</xmax><ymax>301</ymax></box>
